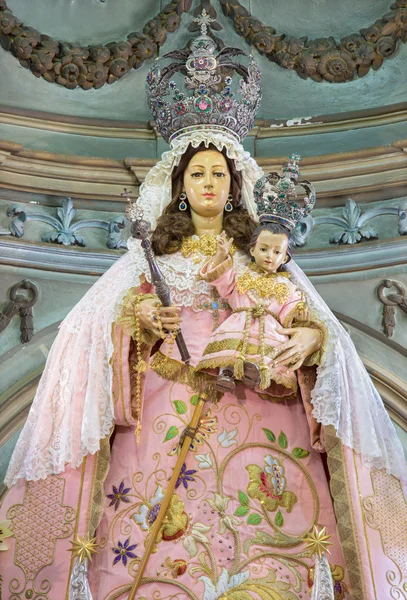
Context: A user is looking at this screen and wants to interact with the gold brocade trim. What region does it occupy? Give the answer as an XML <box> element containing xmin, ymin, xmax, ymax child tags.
<box><xmin>201</xmin><ymin>337</ymin><xmax>279</xmax><ymax>358</ymax></box>
<box><xmin>249</xmin><ymin>262</ymin><xmax>291</xmax><ymax>277</ymax></box>
<box><xmin>200</xmin><ymin>255</ymin><xmax>234</xmax><ymax>283</ymax></box>
<box><xmin>324</xmin><ymin>425</ymin><xmax>366</xmax><ymax>600</ymax></box>
<box><xmin>88</xmin><ymin>432</ymin><xmax>113</xmax><ymax>538</ymax></box>
<box><xmin>150</xmin><ymin>351</ymin><xmax>219</xmax><ymax>398</ymax></box>
<box><xmin>181</xmin><ymin>234</ymin><xmax>236</xmax><ymax>260</ymax></box>
<box><xmin>115</xmin><ymin>288</ymin><xmax>159</xmax><ymax>346</ymax></box>
<box><xmin>236</xmin><ymin>271</ymin><xmax>291</xmax><ymax>303</ymax></box>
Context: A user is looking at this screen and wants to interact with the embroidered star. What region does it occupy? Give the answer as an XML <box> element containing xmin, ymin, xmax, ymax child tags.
<box><xmin>68</xmin><ymin>533</ymin><xmax>99</xmax><ymax>563</ymax></box>
<box><xmin>303</xmin><ymin>525</ymin><xmax>333</xmax><ymax>559</ymax></box>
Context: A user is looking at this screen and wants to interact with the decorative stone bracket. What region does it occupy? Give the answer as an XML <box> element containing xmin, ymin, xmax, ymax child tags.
<box><xmin>377</xmin><ymin>279</ymin><xmax>407</xmax><ymax>338</ymax></box>
<box><xmin>0</xmin><ymin>280</ymin><xmax>39</xmax><ymax>343</ymax></box>
<box><xmin>7</xmin><ymin>197</ymin><xmax>127</xmax><ymax>249</ymax></box>
<box><xmin>292</xmin><ymin>198</ymin><xmax>407</xmax><ymax>247</ymax></box>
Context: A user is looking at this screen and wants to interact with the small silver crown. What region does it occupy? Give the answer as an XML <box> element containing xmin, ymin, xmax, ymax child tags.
<box><xmin>145</xmin><ymin>10</ymin><xmax>262</xmax><ymax>145</ymax></box>
<box><xmin>254</xmin><ymin>154</ymin><xmax>316</xmax><ymax>231</ymax></box>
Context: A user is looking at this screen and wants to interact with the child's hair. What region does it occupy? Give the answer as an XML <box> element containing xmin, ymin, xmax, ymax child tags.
<box><xmin>248</xmin><ymin>222</ymin><xmax>293</xmax><ymax>269</ymax></box>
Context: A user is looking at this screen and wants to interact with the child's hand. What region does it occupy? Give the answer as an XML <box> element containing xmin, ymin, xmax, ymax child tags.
<box><xmin>216</xmin><ymin>231</ymin><xmax>234</xmax><ymax>261</ymax></box>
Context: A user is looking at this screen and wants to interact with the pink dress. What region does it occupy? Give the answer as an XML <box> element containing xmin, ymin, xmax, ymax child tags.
<box><xmin>1</xmin><ymin>249</ymin><xmax>405</xmax><ymax>600</ymax></box>
<box><xmin>197</xmin><ymin>256</ymin><xmax>307</xmax><ymax>396</ymax></box>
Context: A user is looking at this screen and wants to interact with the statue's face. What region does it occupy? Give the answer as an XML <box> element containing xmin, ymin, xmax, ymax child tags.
<box><xmin>183</xmin><ymin>149</ymin><xmax>231</xmax><ymax>218</ymax></box>
<box><xmin>250</xmin><ymin>231</ymin><xmax>288</xmax><ymax>274</ymax></box>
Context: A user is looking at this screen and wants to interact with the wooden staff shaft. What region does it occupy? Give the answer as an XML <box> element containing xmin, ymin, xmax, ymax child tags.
<box><xmin>128</xmin><ymin>393</ymin><xmax>208</xmax><ymax>600</ymax></box>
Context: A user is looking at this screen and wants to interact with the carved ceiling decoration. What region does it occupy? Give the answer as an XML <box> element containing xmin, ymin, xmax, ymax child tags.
<box><xmin>0</xmin><ymin>0</ymin><xmax>407</xmax><ymax>88</ymax></box>
<box><xmin>0</xmin><ymin>0</ymin><xmax>192</xmax><ymax>89</ymax></box>
<box><xmin>220</xmin><ymin>0</ymin><xmax>407</xmax><ymax>82</ymax></box>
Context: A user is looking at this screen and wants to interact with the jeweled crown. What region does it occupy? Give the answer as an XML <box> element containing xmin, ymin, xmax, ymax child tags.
<box><xmin>253</xmin><ymin>154</ymin><xmax>316</xmax><ymax>231</ymax></box>
<box><xmin>145</xmin><ymin>10</ymin><xmax>262</xmax><ymax>145</ymax></box>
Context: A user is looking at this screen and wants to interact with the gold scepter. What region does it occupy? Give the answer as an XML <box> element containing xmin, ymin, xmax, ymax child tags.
<box><xmin>128</xmin><ymin>392</ymin><xmax>208</xmax><ymax>599</ymax></box>
<box><xmin>124</xmin><ymin>190</ymin><xmax>209</xmax><ymax>598</ymax></box>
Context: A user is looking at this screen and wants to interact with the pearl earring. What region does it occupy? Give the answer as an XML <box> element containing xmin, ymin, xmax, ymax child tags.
<box><xmin>179</xmin><ymin>192</ymin><xmax>187</xmax><ymax>211</ymax></box>
<box><xmin>225</xmin><ymin>193</ymin><xmax>233</xmax><ymax>212</ymax></box>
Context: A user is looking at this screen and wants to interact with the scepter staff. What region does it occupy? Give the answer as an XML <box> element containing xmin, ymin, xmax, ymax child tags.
<box><xmin>123</xmin><ymin>189</ymin><xmax>190</xmax><ymax>364</ymax></box>
<box><xmin>123</xmin><ymin>189</ymin><xmax>209</xmax><ymax>599</ymax></box>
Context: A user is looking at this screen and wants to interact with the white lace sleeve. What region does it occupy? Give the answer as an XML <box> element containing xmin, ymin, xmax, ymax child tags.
<box><xmin>288</xmin><ymin>260</ymin><xmax>407</xmax><ymax>481</ymax></box>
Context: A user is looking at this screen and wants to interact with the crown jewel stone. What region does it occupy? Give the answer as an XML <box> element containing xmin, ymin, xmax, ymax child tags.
<box><xmin>145</xmin><ymin>10</ymin><xmax>262</xmax><ymax>145</ymax></box>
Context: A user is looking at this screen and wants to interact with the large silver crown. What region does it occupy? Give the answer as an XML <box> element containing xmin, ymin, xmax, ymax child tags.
<box><xmin>254</xmin><ymin>154</ymin><xmax>316</xmax><ymax>231</ymax></box>
<box><xmin>145</xmin><ymin>10</ymin><xmax>262</xmax><ymax>145</ymax></box>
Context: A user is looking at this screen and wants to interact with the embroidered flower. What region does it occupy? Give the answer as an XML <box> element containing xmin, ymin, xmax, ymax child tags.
<box><xmin>195</xmin><ymin>453</ymin><xmax>213</xmax><ymax>469</ymax></box>
<box><xmin>246</xmin><ymin>455</ymin><xmax>298</xmax><ymax>513</ymax></box>
<box><xmin>200</xmin><ymin>567</ymin><xmax>250</xmax><ymax>600</ymax></box>
<box><xmin>162</xmin><ymin>557</ymin><xmax>188</xmax><ymax>577</ymax></box>
<box><xmin>168</xmin><ymin>410</ymin><xmax>217</xmax><ymax>456</ymax></box>
<box><xmin>175</xmin><ymin>463</ymin><xmax>197</xmax><ymax>490</ymax></box>
<box><xmin>217</xmin><ymin>427</ymin><xmax>238</xmax><ymax>448</ymax></box>
<box><xmin>0</xmin><ymin>519</ymin><xmax>13</xmax><ymax>551</ymax></box>
<box><xmin>107</xmin><ymin>481</ymin><xmax>131</xmax><ymax>511</ymax></box>
<box><xmin>205</xmin><ymin>493</ymin><xmax>240</xmax><ymax>534</ymax></box>
<box><xmin>183</xmin><ymin>522</ymin><xmax>212</xmax><ymax>558</ymax></box>
<box><xmin>132</xmin><ymin>484</ymin><xmax>165</xmax><ymax>531</ymax></box>
<box><xmin>112</xmin><ymin>537</ymin><xmax>137</xmax><ymax>566</ymax></box>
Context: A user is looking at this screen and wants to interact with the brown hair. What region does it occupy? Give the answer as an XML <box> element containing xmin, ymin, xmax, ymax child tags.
<box><xmin>151</xmin><ymin>142</ymin><xmax>257</xmax><ymax>255</ymax></box>
<box><xmin>249</xmin><ymin>222</ymin><xmax>293</xmax><ymax>271</ymax></box>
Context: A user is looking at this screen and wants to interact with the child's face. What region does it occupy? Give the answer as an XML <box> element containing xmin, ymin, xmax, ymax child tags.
<box><xmin>250</xmin><ymin>231</ymin><xmax>288</xmax><ymax>274</ymax></box>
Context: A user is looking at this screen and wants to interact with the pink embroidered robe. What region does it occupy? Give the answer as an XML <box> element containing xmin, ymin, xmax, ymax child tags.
<box><xmin>1</xmin><ymin>257</ymin><xmax>406</xmax><ymax>600</ymax></box>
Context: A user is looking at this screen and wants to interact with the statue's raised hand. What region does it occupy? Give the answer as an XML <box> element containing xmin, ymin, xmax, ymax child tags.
<box><xmin>212</xmin><ymin>231</ymin><xmax>234</xmax><ymax>267</ymax></box>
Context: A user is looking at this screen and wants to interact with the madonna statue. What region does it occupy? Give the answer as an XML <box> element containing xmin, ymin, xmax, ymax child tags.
<box><xmin>1</xmin><ymin>15</ymin><xmax>406</xmax><ymax>600</ymax></box>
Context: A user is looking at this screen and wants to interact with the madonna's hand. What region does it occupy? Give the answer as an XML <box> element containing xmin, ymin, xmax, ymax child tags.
<box><xmin>138</xmin><ymin>298</ymin><xmax>181</xmax><ymax>339</ymax></box>
<box><xmin>272</xmin><ymin>325</ymin><xmax>322</xmax><ymax>370</ymax></box>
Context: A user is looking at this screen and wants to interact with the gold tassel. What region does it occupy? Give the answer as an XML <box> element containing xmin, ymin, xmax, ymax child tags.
<box><xmin>234</xmin><ymin>354</ymin><xmax>245</xmax><ymax>380</ymax></box>
<box><xmin>259</xmin><ymin>364</ymin><xmax>271</xmax><ymax>390</ymax></box>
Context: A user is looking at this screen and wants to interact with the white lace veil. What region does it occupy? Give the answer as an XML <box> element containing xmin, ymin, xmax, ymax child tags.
<box><xmin>5</xmin><ymin>130</ymin><xmax>407</xmax><ymax>487</ymax></box>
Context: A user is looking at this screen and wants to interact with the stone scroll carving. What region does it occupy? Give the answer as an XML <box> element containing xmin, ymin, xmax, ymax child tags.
<box><xmin>7</xmin><ymin>197</ymin><xmax>127</xmax><ymax>249</ymax></box>
<box><xmin>292</xmin><ymin>199</ymin><xmax>407</xmax><ymax>247</ymax></box>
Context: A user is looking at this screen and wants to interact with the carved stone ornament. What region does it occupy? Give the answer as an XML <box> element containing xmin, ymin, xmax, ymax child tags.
<box><xmin>7</xmin><ymin>197</ymin><xmax>127</xmax><ymax>249</ymax></box>
<box><xmin>377</xmin><ymin>279</ymin><xmax>407</xmax><ymax>338</ymax></box>
<box><xmin>292</xmin><ymin>198</ymin><xmax>407</xmax><ymax>247</ymax></box>
<box><xmin>0</xmin><ymin>279</ymin><xmax>39</xmax><ymax>343</ymax></box>
<box><xmin>1</xmin><ymin>0</ymin><xmax>407</xmax><ymax>87</ymax></box>
<box><xmin>0</xmin><ymin>0</ymin><xmax>192</xmax><ymax>90</ymax></box>
<box><xmin>220</xmin><ymin>0</ymin><xmax>407</xmax><ymax>82</ymax></box>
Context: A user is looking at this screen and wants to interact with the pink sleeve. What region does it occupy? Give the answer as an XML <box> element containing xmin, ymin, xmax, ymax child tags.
<box><xmin>278</xmin><ymin>287</ymin><xmax>308</xmax><ymax>328</ymax></box>
<box><xmin>199</xmin><ymin>255</ymin><xmax>236</xmax><ymax>300</ymax></box>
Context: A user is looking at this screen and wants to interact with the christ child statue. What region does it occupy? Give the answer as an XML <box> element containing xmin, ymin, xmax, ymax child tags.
<box><xmin>196</xmin><ymin>225</ymin><xmax>310</xmax><ymax>396</ymax></box>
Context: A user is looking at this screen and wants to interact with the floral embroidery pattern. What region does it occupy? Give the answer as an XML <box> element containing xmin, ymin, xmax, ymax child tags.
<box><xmin>107</xmin><ymin>481</ymin><xmax>131</xmax><ymax>511</ymax></box>
<box><xmin>246</xmin><ymin>455</ymin><xmax>298</xmax><ymax>515</ymax></box>
<box><xmin>112</xmin><ymin>538</ymin><xmax>137</xmax><ymax>566</ymax></box>
<box><xmin>132</xmin><ymin>485</ymin><xmax>165</xmax><ymax>531</ymax></box>
<box><xmin>167</xmin><ymin>408</ymin><xmax>218</xmax><ymax>455</ymax></box>
<box><xmin>175</xmin><ymin>463</ymin><xmax>197</xmax><ymax>490</ymax></box>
